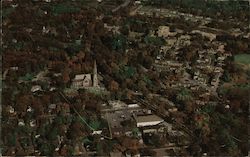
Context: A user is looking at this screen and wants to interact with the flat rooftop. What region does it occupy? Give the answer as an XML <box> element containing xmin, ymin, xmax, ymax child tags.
<box><xmin>136</xmin><ymin>115</ymin><xmax>164</xmax><ymax>123</ymax></box>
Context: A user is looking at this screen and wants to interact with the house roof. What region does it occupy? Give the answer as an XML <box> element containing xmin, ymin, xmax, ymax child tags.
<box><xmin>108</xmin><ymin>100</ymin><xmax>127</xmax><ymax>109</ymax></box>
<box><xmin>136</xmin><ymin>115</ymin><xmax>164</xmax><ymax>123</ymax></box>
<box><xmin>31</xmin><ymin>85</ymin><xmax>42</xmax><ymax>92</ymax></box>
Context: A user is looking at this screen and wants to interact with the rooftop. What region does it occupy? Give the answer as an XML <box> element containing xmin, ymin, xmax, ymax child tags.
<box><xmin>136</xmin><ymin>115</ymin><xmax>164</xmax><ymax>123</ymax></box>
<box><xmin>74</xmin><ymin>74</ymin><xmax>92</xmax><ymax>81</ymax></box>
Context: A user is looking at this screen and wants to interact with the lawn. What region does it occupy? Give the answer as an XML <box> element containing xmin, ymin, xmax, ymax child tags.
<box><xmin>234</xmin><ymin>54</ymin><xmax>250</xmax><ymax>65</ymax></box>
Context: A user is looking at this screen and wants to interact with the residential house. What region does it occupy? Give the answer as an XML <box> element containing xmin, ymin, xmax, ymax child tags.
<box><xmin>211</xmin><ymin>73</ymin><xmax>222</xmax><ymax>91</ymax></box>
<box><xmin>29</xmin><ymin>119</ymin><xmax>36</xmax><ymax>127</ymax></box>
<box><xmin>157</xmin><ymin>26</ymin><xmax>176</xmax><ymax>38</ymax></box>
<box><xmin>191</xmin><ymin>30</ymin><xmax>216</xmax><ymax>41</ymax></box>
<box><xmin>31</xmin><ymin>85</ymin><xmax>42</xmax><ymax>93</ymax></box>
<box><xmin>128</xmin><ymin>31</ymin><xmax>144</xmax><ymax>41</ymax></box>
<box><xmin>18</xmin><ymin>119</ymin><xmax>25</xmax><ymax>126</ymax></box>
<box><xmin>61</xmin><ymin>103</ymin><xmax>71</xmax><ymax>115</ymax></box>
<box><xmin>48</xmin><ymin>104</ymin><xmax>57</xmax><ymax>114</ymax></box>
<box><xmin>6</xmin><ymin>105</ymin><xmax>16</xmax><ymax>116</ymax></box>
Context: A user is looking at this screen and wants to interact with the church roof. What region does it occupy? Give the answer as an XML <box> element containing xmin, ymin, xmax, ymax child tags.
<box><xmin>73</xmin><ymin>74</ymin><xmax>92</xmax><ymax>81</ymax></box>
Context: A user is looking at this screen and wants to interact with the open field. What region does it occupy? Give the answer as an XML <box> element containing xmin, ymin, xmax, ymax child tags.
<box><xmin>234</xmin><ymin>54</ymin><xmax>250</xmax><ymax>65</ymax></box>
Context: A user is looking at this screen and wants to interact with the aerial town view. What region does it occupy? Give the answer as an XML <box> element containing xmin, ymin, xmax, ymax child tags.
<box><xmin>1</xmin><ymin>0</ymin><xmax>249</xmax><ymax>156</ymax></box>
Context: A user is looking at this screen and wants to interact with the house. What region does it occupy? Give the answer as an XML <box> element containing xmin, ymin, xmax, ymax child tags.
<box><xmin>71</xmin><ymin>61</ymin><xmax>98</xmax><ymax>89</ymax></box>
<box><xmin>135</xmin><ymin>115</ymin><xmax>164</xmax><ymax>127</ymax></box>
<box><xmin>49</xmin><ymin>87</ymin><xmax>56</xmax><ymax>91</ymax></box>
<box><xmin>214</xmin><ymin>67</ymin><xmax>223</xmax><ymax>73</ymax></box>
<box><xmin>128</xmin><ymin>103</ymin><xmax>140</xmax><ymax>109</ymax></box>
<box><xmin>31</xmin><ymin>85</ymin><xmax>42</xmax><ymax>93</ymax></box>
<box><xmin>27</xmin><ymin>106</ymin><xmax>34</xmax><ymax>113</ymax></box>
<box><xmin>18</xmin><ymin>119</ymin><xmax>25</xmax><ymax>126</ymax></box>
<box><xmin>6</xmin><ymin>105</ymin><xmax>16</xmax><ymax>115</ymax></box>
<box><xmin>128</xmin><ymin>31</ymin><xmax>144</xmax><ymax>41</ymax></box>
<box><xmin>218</xmin><ymin>56</ymin><xmax>226</xmax><ymax>61</ymax></box>
<box><xmin>103</xmin><ymin>23</ymin><xmax>115</xmax><ymax>31</ymax></box>
<box><xmin>110</xmin><ymin>151</ymin><xmax>122</xmax><ymax>157</ymax></box>
<box><xmin>29</xmin><ymin>119</ymin><xmax>36</xmax><ymax>127</ymax></box>
<box><xmin>61</xmin><ymin>103</ymin><xmax>70</xmax><ymax>115</ymax></box>
<box><xmin>91</xmin><ymin>130</ymin><xmax>102</xmax><ymax>135</ymax></box>
<box><xmin>157</xmin><ymin>26</ymin><xmax>176</xmax><ymax>38</ymax></box>
<box><xmin>10</xmin><ymin>66</ymin><xmax>18</xmax><ymax>70</ymax></box>
<box><xmin>211</xmin><ymin>73</ymin><xmax>222</xmax><ymax>87</ymax></box>
<box><xmin>109</xmin><ymin>100</ymin><xmax>128</xmax><ymax>110</ymax></box>
<box><xmin>3</xmin><ymin>69</ymin><xmax>9</xmax><ymax>81</ymax></box>
<box><xmin>48</xmin><ymin>104</ymin><xmax>57</xmax><ymax>114</ymax></box>
<box><xmin>191</xmin><ymin>30</ymin><xmax>216</xmax><ymax>41</ymax></box>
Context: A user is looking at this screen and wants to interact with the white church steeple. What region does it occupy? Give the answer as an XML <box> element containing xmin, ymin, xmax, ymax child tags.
<box><xmin>93</xmin><ymin>60</ymin><xmax>98</xmax><ymax>87</ymax></box>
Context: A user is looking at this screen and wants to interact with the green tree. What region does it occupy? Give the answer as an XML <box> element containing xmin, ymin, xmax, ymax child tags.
<box><xmin>89</xmin><ymin>120</ymin><xmax>101</xmax><ymax>130</ymax></box>
<box><xmin>47</xmin><ymin>127</ymin><xmax>58</xmax><ymax>141</ymax></box>
<box><xmin>112</xmin><ymin>34</ymin><xmax>127</xmax><ymax>51</ymax></box>
<box><xmin>222</xmin><ymin>70</ymin><xmax>231</xmax><ymax>82</ymax></box>
<box><xmin>176</xmin><ymin>88</ymin><xmax>193</xmax><ymax>102</ymax></box>
<box><xmin>117</xmin><ymin>65</ymin><xmax>136</xmax><ymax>80</ymax></box>
<box><xmin>144</xmin><ymin>36</ymin><xmax>165</xmax><ymax>46</ymax></box>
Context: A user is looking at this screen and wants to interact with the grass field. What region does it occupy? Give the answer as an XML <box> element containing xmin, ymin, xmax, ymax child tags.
<box><xmin>234</xmin><ymin>54</ymin><xmax>250</xmax><ymax>65</ymax></box>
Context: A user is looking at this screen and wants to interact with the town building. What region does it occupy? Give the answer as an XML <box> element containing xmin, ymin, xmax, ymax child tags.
<box><xmin>135</xmin><ymin>115</ymin><xmax>164</xmax><ymax>127</ymax></box>
<box><xmin>71</xmin><ymin>61</ymin><xmax>98</xmax><ymax>89</ymax></box>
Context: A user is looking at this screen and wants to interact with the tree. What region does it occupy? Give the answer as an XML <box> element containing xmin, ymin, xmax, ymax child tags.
<box><xmin>141</xmin><ymin>149</ymin><xmax>157</xmax><ymax>156</ymax></box>
<box><xmin>89</xmin><ymin>120</ymin><xmax>101</xmax><ymax>130</ymax></box>
<box><xmin>41</xmin><ymin>95</ymin><xmax>51</xmax><ymax>105</ymax></box>
<box><xmin>222</xmin><ymin>70</ymin><xmax>231</xmax><ymax>82</ymax></box>
<box><xmin>16</xmin><ymin>94</ymin><xmax>33</xmax><ymax>114</ymax></box>
<box><xmin>138</xmin><ymin>80</ymin><xmax>147</xmax><ymax>94</ymax></box>
<box><xmin>112</xmin><ymin>34</ymin><xmax>127</xmax><ymax>51</ymax></box>
<box><xmin>143</xmin><ymin>56</ymin><xmax>154</xmax><ymax>69</ymax></box>
<box><xmin>109</xmin><ymin>80</ymin><xmax>119</xmax><ymax>92</ymax></box>
<box><xmin>32</xmin><ymin>98</ymin><xmax>44</xmax><ymax>117</ymax></box>
<box><xmin>120</xmin><ymin>137</ymin><xmax>140</xmax><ymax>150</ymax></box>
<box><xmin>71</xmin><ymin>63</ymin><xmax>81</xmax><ymax>74</ymax></box>
<box><xmin>68</xmin><ymin>121</ymin><xmax>85</xmax><ymax>139</ymax></box>
<box><xmin>39</xmin><ymin>142</ymin><xmax>54</xmax><ymax>156</ymax></box>
<box><xmin>176</xmin><ymin>88</ymin><xmax>193</xmax><ymax>103</ymax></box>
<box><xmin>144</xmin><ymin>35</ymin><xmax>165</xmax><ymax>46</ymax></box>
<box><xmin>47</xmin><ymin>127</ymin><xmax>58</xmax><ymax>141</ymax></box>
<box><xmin>117</xmin><ymin>65</ymin><xmax>136</xmax><ymax>80</ymax></box>
<box><xmin>62</xmin><ymin>68</ymin><xmax>70</xmax><ymax>85</ymax></box>
<box><xmin>185</xmin><ymin>100</ymin><xmax>196</xmax><ymax>113</ymax></box>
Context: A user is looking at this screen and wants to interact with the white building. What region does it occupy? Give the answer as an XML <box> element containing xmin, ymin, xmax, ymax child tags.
<box><xmin>71</xmin><ymin>61</ymin><xmax>98</xmax><ymax>89</ymax></box>
<box><xmin>72</xmin><ymin>74</ymin><xmax>92</xmax><ymax>88</ymax></box>
<box><xmin>31</xmin><ymin>85</ymin><xmax>42</xmax><ymax>93</ymax></box>
<box><xmin>157</xmin><ymin>26</ymin><xmax>176</xmax><ymax>38</ymax></box>
<box><xmin>136</xmin><ymin>115</ymin><xmax>164</xmax><ymax>127</ymax></box>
